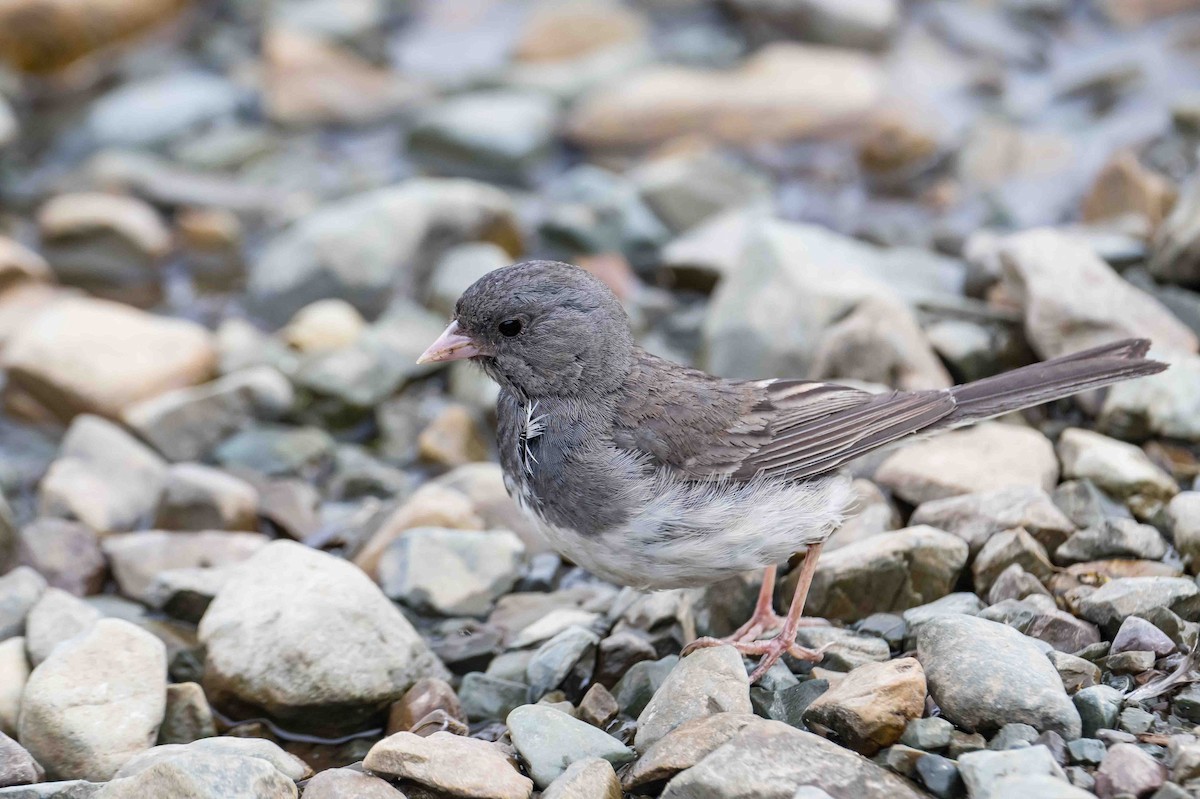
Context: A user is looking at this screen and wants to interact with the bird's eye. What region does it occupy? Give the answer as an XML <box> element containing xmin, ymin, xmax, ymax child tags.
<box><xmin>498</xmin><ymin>319</ymin><xmax>523</xmax><ymax>337</ymax></box>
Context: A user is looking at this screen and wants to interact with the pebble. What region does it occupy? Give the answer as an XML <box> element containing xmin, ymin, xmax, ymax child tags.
<box><xmin>197</xmin><ymin>541</ymin><xmax>448</xmax><ymax>735</ymax></box>
<box><xmin>15</xmin><ymin>520</ymin><xmax>104</xmax><ymax>597</ymax></box>
<box><xmin>1056</xmin><ymin>519</ymin><xmax>1169</xmax><ymax>564</ymax></box>
<box><xmin>300</xmin><ymin>767</ymin><xmax>403</xmax><ymax>799</ymax></box>
<box><xmin>578</xmin><ymin>683</ymin><xmax>618</xmax><ymax>728</ymax></box>
<box><xmin>958</xmin><ymin>746</ymin><xmax>1068</xmax><ymax>799</ymax></box>
<box><xmin>989</xmin><ymin>564</ymin><xmax>1052</xmax><ymax>604</ymax></box>
<box><xmin>634</xmin><ymin>646</ymin><xmax>751</xmax><ymax>751</ymax></box>
<box><xmin>159</xmin><ymin>682</ymin><xmax>216</xmax><ymax>744</ymax></box>
<box><xmin>460</xmin><ymin>672</ymin><xmax>528</xmax><ymax>722</ymax></box>
<box><xmin>153</xmin><ymin>463</ymin><xmax>258</xmax><ymax>532</ymax></box>
<box><xmin>1047</xmin><ymin>651</ymin><xmax>1101</xmax><ymax>693</ymax></box>
<box><xmin>989</xmin><ymin>723</ymin><xmax>1040</xmax><ymax>750</ymax></box>
<box><xmin>95</xmin><ymin>748</ymin><xmax>297</xmax><ymax>799</ymax></box>
<box><xmin>386</xmin><ymin>677</ymin><xmax>465</xmax><ymax>734</ymax></box>
<box><xmin>102</xmin><ymin>531</ymin><xmax>266</xmax><ymax>604</ymax></box>
<box><xmin>1094</xmin><ymin>743</ymin><xmax>1166</xmax><ymax>798</ymax></box>
<box><xmin>916</xmin><ymin>753</ymin><xmax>963</xmax><ymax>799</ymax></box>
<box><xmin>507</xmin><ymin>704</ymin><xmax>634</xmax><ymax>788</ymax></box>
<box><xmin>87</xmin><ymin>73</ymin><xmax>240</xmax><ymax>147</ymax></box>
<box><xmin>917</xmin><ymin>614</ymin><xmax>1082</xmax><ymax>739</ymax></box>
<box><xmin>901</xmin><ymin>717</ymin><xmax>955</xmax><ymax>751</ymax></box>
<box><xmin>1057</xmin><ymin>428</ymin><xmax>1178</xmax><ymax>515</ymax></box>
<box><xmin>0</xmin><ymin>733</ymin><xmax>43</xmax><ymax>788</ymax></box>
<box><xmin>379</xmin><ymin>527</ymin><xmax>525</xmax><ymax>616</ymax></box>
<box><xmin>1073</xmin><ymin>685</ymin><xmax>1123</xmax><ymax>737</ymax></box>
<box><xmin>973</xmin><ymin>527</ymin><xmax>1054</xmax><ymax>594</ymax></box>
<box><xmin>989</xmin><ymin>774</ymin><xmax>1096</xmax><ymax>799</ymax></box>
<box><xmin>622</xmin><ymin>712</ymin><xmax>758</xmax><ymax>790</ymax></box>
<box><xmin>363</xmin><ymin>731</ymin><xmax>532</xmax><ymax>799</ymax></box>
<box><xmin>911</xmin><ymin>485</ymin><xmax>1075</xmax><ymax>558</ymax></box>
<box><xmin>803</xmin><ymin>657</ymin><xmax>926</xmax><ymax>755</ymax></box>
<box><xmin>24</xmin><ymin>588</ymin><xmax>101</xmax><ymax>665</ymax></box>
<box><xmin>19</xmin><ymin>619</ymin><xmax>166</xmax><ymax>781</ymax></box>
<box><xmin>0</xmin><ymin>638</ymin><xmax>29</xmax><ymax>736</ymax></box>
<box><xmin>1076</xmin><ymin>577</ymin><xmax>1200</xmax><ymax>636</ymax></box>
<box><xmin>0</xmin><ymin>568</ymin><xmax>41</xmax><ymax>640</ymax></box>
<box><xmin>794</xmin><ymin>626</ymin><xmax>892</xmax><ymax>670</ymax></box>
<box><xmin>542</xmin><ymin>756</ymin><xmax>621</xmax><ymax>799</ymax></box>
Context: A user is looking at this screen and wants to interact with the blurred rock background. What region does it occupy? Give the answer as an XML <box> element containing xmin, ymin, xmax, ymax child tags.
<box><xmin>1</xmin><ymin>0</ymin><xmax>1200</xmax><ymax>797</ymax></box>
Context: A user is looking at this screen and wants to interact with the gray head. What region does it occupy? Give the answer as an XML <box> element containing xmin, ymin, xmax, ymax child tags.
<box><xmin>418</xmin><ymin>260</ymin><xmax>635</xmax><ymax>398</ymax></box>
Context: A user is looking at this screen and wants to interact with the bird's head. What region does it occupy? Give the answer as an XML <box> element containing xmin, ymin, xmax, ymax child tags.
<box><xmin>418</xmin><ymin>260</ymin><xmax>635</xmax><ymax>398</ymax></box>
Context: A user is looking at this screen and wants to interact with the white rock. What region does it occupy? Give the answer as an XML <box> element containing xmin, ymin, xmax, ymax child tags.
<box><xmin>0</xmin><ymin>637</ymin><xmax>28</xmax><ymax>736</ymax></box>
<box><xmin>1057</xmin><ymin>427</ymin><xmax>1177</xmax><ymax>512</ymax></box>
<box><xmin>24</xmin><ymin>587</ymin><xmax>101</xmax><ymax>665</ymax></box>
<box><xmin>154</xmin><ymin>463</ymin><xmax>259</xmax><ymax>531</ymax></box>
<box><xmin>103</xmin><ymin>531</ymin><xmax>267</xmax><ymax>603</ymax></box>
<box><xmin>379</xmin><ymin>528</ymin><xmax>525</xmax><ymax>616</ymax></box>
<box><xmin>282</xmin><ymin>299</ymin><xmax>366</xmax><ymax>353</ymax></box>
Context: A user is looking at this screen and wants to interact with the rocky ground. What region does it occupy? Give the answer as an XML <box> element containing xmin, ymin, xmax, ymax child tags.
<box><xmin>1</xmin><ymin>0</ymin><xmax>1200</xmax><ymax>797</ymax></box>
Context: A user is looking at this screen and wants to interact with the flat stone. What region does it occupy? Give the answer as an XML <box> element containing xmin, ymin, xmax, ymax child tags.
<box><xmin>0</xmin><ymin>781</ymin><xmax>103</xmax><ymax>798</ymax></box>
<box><xmin>363</xmin><ymin>731</ymin><xmax>532</xmax><ymax>799</ymax></box>
<box><xmin>19</xmin><ymin>619</ymin><xmax>166</xmax><ymax>781</ymax></box>
<box><xmin>379</xmin><ymin>527</ymin><xmax>525</xmax><ymax>616</ymax></box>
<box><xmin>93</xmin><ymin>749</ymin><xmax>297</xmax><ymax>799</ymax></box>
<box><xmin>1057</xmin><ymin>428</ymin><xmax>1178</xmax><ymax>513</ymax></box>
<box><xmin>300</xmin><ymin>767</ymin><xmax>403</xmax><ymax>799</ymax></box>
<box><xmin>87</xmin><ymin>73</ymin><xmax>240</xmax><ymax>147</ymax></box>
<box><xmin>526</xmin><ymin>626</ymin><xmax>599</xmax><ymax>700</ymax></box>
<box><xmin>154</xmin><ymin>464</ymin><xmax>258</xmax><ymax>532</ymax></box>
<box><xmin>635</xmin><ymin>646</ymin><xmax>751</xmax><ymax>751</ymax></box>
<box><xmin>623</xmin><ymin>712</ymin><xmax>759</xmax><ymax>790</ymax></box>
<box><xmin>24</xmin><ymin>588</ymin><xmax>101</xmax><ymax>665</ymax></box>
<box><xmin>113</xmin><ymin>737</ymin><xmax>308</xmax><ymax>782</ymax></box>
<box><xmin>102</xmin><ymin>531</ymin><xmax>267</xmax><ymax>604</ymax></box>
<box><xmin>0</xmin><ymin>568</ymin><xmax>46</xmax><ymax>640</ymax></box>
<box><xmin>1057</xmin><ymin>518</ymin><xmax>1169</xmax><ymax>564</ymax></box>
<box><xmin>876</xmin><ymin>423</ymin><xmax>1058</xmax><ymax>506</ymax></box>
<box><xmin>803</xmin><ymin>657</ymin><xmax>926</xmax><ymax>755</ymax></box>
<box><xmin>958</xmin><ymin>746</ymin><xmax>1067</xmax><ymax>799</ymax></box>
<box><xmin>917</xmin><ymin>614</ymin><xmax>1082</xmax><ymax>739</ymax></box>
<box><xmin>542</xmin><ymin>757</ymin><xmax>621</xmax><ymax>799</ymax></box>
<box><xmin>1094</xmin><ymin>742</ymin><xmax>1166</xmax><ymax>799</ymax></box>
<box><xmin>1076</xmin><ymin>577</ymin><xmax>1200</xmax><ymax>636</ymax></box>
<box><xmin>507</xmin><ymin>704</ymin><xmax>634</xmax><ymax>788</ymax></box>
<box><xmin>911</xmin><ymin>485</ymin><xmax>1075</xmax><ymax>558</ymax></box>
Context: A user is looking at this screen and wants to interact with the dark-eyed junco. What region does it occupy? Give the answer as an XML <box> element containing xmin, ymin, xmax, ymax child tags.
<box><xmin>418</xmin><ymin>260</ymin><xmax>1167</xmax><ymax>680</ymax></box>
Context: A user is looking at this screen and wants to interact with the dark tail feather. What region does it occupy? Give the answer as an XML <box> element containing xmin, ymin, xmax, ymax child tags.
<box><xmin>940</xmin><ymin>338</ymin><xmax>1167</xmax><ymax>429</ymax></box>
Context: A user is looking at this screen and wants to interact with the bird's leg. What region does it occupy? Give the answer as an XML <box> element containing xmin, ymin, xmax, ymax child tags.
<box><xmin>683</xmin><ymin>566</ymin><xmax>783</xmax><ymax>655</ymax></box>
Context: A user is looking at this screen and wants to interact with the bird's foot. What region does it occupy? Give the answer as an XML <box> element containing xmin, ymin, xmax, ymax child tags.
<box><xmin>682</xmin><ymin>612</ymin><xmax>830</xmax><ymax>657</ymax></box>
<box><xmin>681</xmin><ymin>635</ymin><xmax>827</xmax><ymax>683</ymax></box>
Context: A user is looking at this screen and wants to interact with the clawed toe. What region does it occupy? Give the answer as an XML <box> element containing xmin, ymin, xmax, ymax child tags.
<box><xmin>682</xmin><ymin>635</ymin><xmax>829</xmax><ymax>683</ymax></box>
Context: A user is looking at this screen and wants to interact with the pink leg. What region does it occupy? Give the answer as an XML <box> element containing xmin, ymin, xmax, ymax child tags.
<box><xmin>682</xmin><ymin>566</ymin><xmax>781</xmax><ymax>657</ymax></box>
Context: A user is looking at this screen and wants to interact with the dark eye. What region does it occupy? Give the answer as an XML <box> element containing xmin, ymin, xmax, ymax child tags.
<box><xmin>498</xmin><ymin>319</ymin><xmax>523</xmax><ymax>337</ymax></box>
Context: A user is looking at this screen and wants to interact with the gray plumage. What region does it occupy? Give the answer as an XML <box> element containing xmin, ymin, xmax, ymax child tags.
<box><xmin>439</xmin><ymin>260</ymin><xmax>1168</xmax><ymax>590</ymax></box>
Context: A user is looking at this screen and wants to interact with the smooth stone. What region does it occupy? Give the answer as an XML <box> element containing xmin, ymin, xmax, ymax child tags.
<box><xmin>1113</xmin><ymin>617</ymin><xmax>1177</xmax><ymax>656</ymax></box>
<box><xmin>973</xmin><ymin>528</ymin><xmax>1054</xmax><ymax>595</ymax></box>
<box><xmin>901</xmin><ymin>717</ymin><xmax>955</xmax><ymax>751</ymax></box>
<box><xmin>379</xmin><ymin>527</ymin><xmax>525</xmax><ymax>616</ymax></box>
<box><xmin>24</xmin><ymin>588</ymin><xmax>101</xmax><ymax>665</ymax></box>
<box><xmin>958</xmin><ymin>746</ymin><xmax>1067</xmax><ymax>799</ymax></box>
<box><xmin>793</xmin><ymin>627</ymin><xmax>891</xmax><ymax>671</ymax></box>
<box><xmin>1047</xmin><ymin>651</ymin><xmax>1101</xmax><ymax>693</ymax></box>
<box><xmin>15</xmin><ymin>519</ymin><xmax>104</xmax><ymax>597</ymax></box>
<box><xmin>1094</xmin><ymin>743</ymin><xmax>1166</xmax><ymax>798</ymax></box>
<box><xmin>1056</xmin><ymin>519</ymin><xmax>1169</xmax><ymax>564</ymax></box>
<box><xmin>635</xmin><ymin>646</ymin><xmax>751</xmax><ymax>751</ymax></box>
<box><xmin>911</xmin><ymin>485</ymin><xmax>1075</xmax><ymax>558</ymax></box>
<box><xmin>87</xmin><ymin>73</ymin><xmax>240</xmax><ymax>147</ymax></box>
<box><xmin>299</xmin><ymin>767</ymin><xmax>404</xmax><ymax>799</ymax></box>
<box><xmin>153</xmin><ymin>464</ymin><xmax>258</xmax><ymax>532</ymax></box>
<box><xmin>197</xmin><ymin>541</ymin><xmax>447</xmax><ymax>735</ymax></box>
<box><xmin>0</xmin><ymin>733</ymin><xmax>43</xmax><ymax>788</ymax></box>
<box><xmin>19</xmin><ymin>619</ymin><xmax>166</xmax><ymax>780</ymax></box>
<box><xmin>526</xmin><ymin>626</ymin><xmax>599</xmax><ymax>700</ymax></box>
<box><xmin>917</xmin><ymin>614</ymin><xmax>1082</xmax><ymax>738</ymax></box>
<box><xmin>102</xmin><ymin>531</ymin><xmax>266</xmax><ymax>604</ymax></box>
<box><xmin>542</xmin><ymin>757</ymin><xmax>621</xmax><ymax>799</ymax></box>
<box><xmin>212</xmin><ymin>425</ymin><xmax>334</xmax><ymax>478</ymax></box>
<box><xmin>1057</xmin><ymin>428</ymin><xmax>1178</xmax><ymax>513</ymax></box>
<box><xmin>1068</xmin><ymin>738</ymin><xmax>1107</xmax><ymax>766</ymax></box>
<box><xmin>363</xmin><ymin>731</ymin><xmax>532</xmax><ymax>799</ymax></box>
<box><xmin>915</xmin><ymin>753</ymin><xmax>963</xmax><ymax>799</ymax></box>
<box><xmin>988</xmin><ymin>773</ymin><xmax>1094</xmax><ymax>799</ymax></box>
<box><xmin>623</xmin><ymin>712</ymin><xmax>759</xmax><ymax>790</ymax></box>
<box><xmin>113</xmin><ymin>737</ymin><xmax>308</xmax><ymax>782</ymax></box>
<box><xmin>507</xmin><ymin>704</ymin><xmax>634</xmax><ymax>788</ymax></box>
<box><xmin>0</xmin><ymin>568</ymin><xmax>46</xmax><ymax>640</ymax></box>
<box><xmin>802</xmin><ymin>658</ymin><xmax>926</xmax><ymax>755</ymax></box>
<box><xmin>613</xmin><ymin>655</ymin><xmax>678</xmax><ymax>717</ymax></box>
<box><xmin>0</xmin><ymin>781</ymin><xmax>103</xmax><ymax>798</ymax></box>
<box><xmin>578</xmin><ymin>683</ymin><xmax>618</xmax><ymax>729</ymax></box>
<box><xmin>460</xmin><ymin>673</ymin><xmax>528</xmax><ymax>723</ymax></box>
<box><xmin>93</xmin><ymin>750</ymin><xmax>297</xmax><ymax>799</ymax></box>
<box><xmin>989</xmin><ymin>723</ymin><xmax>1040</xmax><ymax>750</ymax></box>
<box><xmin>387</xmin><ymin>677</ymin><xmax>465</xmax><ymax>734</ymax></box>
<box><xmin>1076</xmin><ymin>578</ymin><xmax>1200</xmax><ymax>636</ymax></box>
<box><xmin>158</xmin><ymin>683</ymin><xmax>216</xmax><ymax>745</ymax></box>
<box><xmin>1073</xmin><ymin>686</ymin><xmax>1123</xmax><ymax>737</ymax></box>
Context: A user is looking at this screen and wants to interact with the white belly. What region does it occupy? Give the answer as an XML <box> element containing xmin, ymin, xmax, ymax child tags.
<box><xmin>505</xmin><ymin>469</ymin><xmax>853</xmax><ymax>590</ymax></box>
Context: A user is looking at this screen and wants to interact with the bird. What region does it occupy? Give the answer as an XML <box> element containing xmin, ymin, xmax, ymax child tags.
<box><xmin>417</xmin><ymin>259</ymin><xmax>1168</xmax><ymax>681</ymax></box>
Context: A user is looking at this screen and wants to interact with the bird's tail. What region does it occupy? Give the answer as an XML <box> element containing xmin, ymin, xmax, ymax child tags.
<box><xmin>937</xmin><ymin>338</ymin><xmax>1167</xmax><ymax>429</ymax></box>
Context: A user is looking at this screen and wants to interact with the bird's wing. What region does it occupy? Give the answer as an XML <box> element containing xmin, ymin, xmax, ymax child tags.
<box><xmin>611</xmin><ymin>351</ymin><xmax>957</xmax><ymax>482</ymax></box>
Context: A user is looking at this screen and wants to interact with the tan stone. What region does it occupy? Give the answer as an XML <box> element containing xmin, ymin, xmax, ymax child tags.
<box><xmin>803</xmin><ymin>657</ymin><xmax>926</xmax><ymax>755</ymax></box>
<box><xmin>354</xmin><ymin>483</ymin><xmax>484</xmax><ymax>578</ymax></box>
<box><xmin>364</xmin><ymin>731</ymin><xmax>533</xmax><ymax>799</ymax></box>
<box><xmin>1082</xmin><ymin>151</ymin><xmax>1176</xmax><ymax>230</ymax></box>
<box><xmin>38</xmin><ymin>192</ymin><xmax>171</xmax><ymax>258</ymax></box>
<box><xmin>418</xmin><ymin>404</ymin><xmax>489</xmax><ymax>467</ymax></box>
<box><xmin>282</xmin><ymin>299</ymin><xmax>365</xmax><ymax>353</ymax></box>
<box><xmin>515</xmin><ymin>1</ymin><xmax>647</xmax><ymax>63</ymax></box>
<box><xmin>0</xmin><ymin>236</ymin><xmax>52</xmax><ymax>289</ymax></box>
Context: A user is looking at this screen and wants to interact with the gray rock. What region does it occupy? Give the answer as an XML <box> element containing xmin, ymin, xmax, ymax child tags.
<box><xmin>94</xmin><ymin>749</ymin><xmax>297</xmax><ymax>799</ymax></box>
<box><xmin>659</xmin><ymin>719</ymin><xmax>930</xmax><ymax>798</ymax></box>
<box><xmin>508</xmin><ymin>704</ymin><xmax>634</xmax><ymax>788</ymax></box>
<box><xmin>123</xmin><ymin>367</ymin><xmax>294</xmax><ymax>463</ymax></box>
<box><xmin>911</xmin><ymin>485</ymin><xmax>1075</xmax><ymax>558</ymax></box>
<box><xmin>0</xmin><ymin>781</ymin><xmax>102</xmax><ymax>798</ymax></box>
<box><xmin>958</xmin><ymin>746</ymin><xmax>1067</xmax><ymax>799</ymax></box>
<box><xmin>1099</xmin><ymin>352</ymin><xmax>1200</xmax><ymax>443</ymax></box>
<box><xmin>197</xmin><ymin>541</ymin><xmax>448</xmax><ymax>735</ymax></box>
<box><xmin>1167</xmin><ymin>492</ymin><xmax>1200</xmax><ymax>571</ymax></box>
<box><xmin>805</xmin><ymin>526</ymin><xmax>968</xmax><ymax>623</ymax></box>
<box><xmin>794</xmin><ymin>626</ymin><xmax>891</xmax><ymax>671</ymax></box>
<box><xmin>0</xmin><ymin>638</ymin><xmax>28</xmax><ymax>736</ymax></box>
<box><xmin>379</xmin><ymin>527</ymin><xmax>525</xmax><ymax>616</ymax></box>
<box><xmin>1052</xmin><ymin>480</ymin><xmax>1132</xmax><ymax>530</ymax></box>
<box><xmin>363</xmin><ymin>731</ymin><xmax>532</xmax><ymax>799</ymax></box>
<box><xmin>19</xmin><ymin>619</ymin><xmax>166</xmax><ymax>781</ymax></box>
<box><xmin>158</xmin><ymin>682</ymin><xmax>216</xmax><ymax>745</ymax></box>
<box><xmin>0</xmin><ymin>568</ymin><xmax>46</xmax><ymax>640</ymax></box>
<box><xmin>988</xmin><ymin>564</ymin><xmax>1051</xmax><ymax>605</ymax></box>
<box><xmin>613</xmin><ymin>655</ymin><xmax>678</xmax><ymax>717</ymax></box>
<box><xmin>1056</xmin><ymin>519</ymin><xmax>1168</xmax><ymax>564</ymax></box>
<box><xmin>102</xmin><ymin>531</ymin><xmax>267</xmax><ymax>604</ymax></box>
<box><xmin>973</xmin><ymin>528</ymin><xmax>1054</xmax><ymax>595</ymax></box>
<box><xmin>88</xmin><ymin>73</ymin><xmax>241</xmax><ymax>147</ymax></box>
<box><xmin>1067</xmin><ymin>738</ymin><xmax>1106</xmax><ymax>766</ymax></box>
<box><xmin>15</xmin><ymin>519</ymin><xmax>104</xmax><ymax>598</ymax></box>
<box><xmin>526</xmin><ymin>626</ymin><xmax>599</xmax><ymax>699</ymax></box>
<box><xmin>635</xmin><ymin>646</ymin><xmax>751</xmax><ymax>751</ymax></box>
<box><xmin>915</xmin><ymin>753</ymin><xmax>963</xmax><ymax>799</ymax></box>
<box><xmin>542</xmin><ymin>756</ymin><xmax>621</xmax><ymax>799</ymax></box>
<box><xmin>460</xmin><ymin>672</ymin><xmax>528</xmax><ymax>722</ymax></box>
<box><xmin>917</xmin><ymin>614</ymin><xmax>1082</xmax><ymax>738</ymax></box>
<box><xmin>1047</xmin><ymin>651</ymin><xmax>1101</xmax><ymax>693</ymax></box>
<box><xmin>0</xmin><ymin>732</ymin><xmax>43</xmax><ymax>788</ymax></box>
<box><xmin>24</xmin><ymin>588</ymin><xmax>101</xmax><ymax>665</ymax></box>
<box><xmin>1111</xmin><ymin>616</ymin><xmax>1176</xmax><ymax>656</ymax></box>
<box><xmin>425</xmin><ymin>243</ymin><xmax>510</xmax><ymax>317</ymax></box>
<box><xmin>902</xmin><ymin>593</ymin><xmax>986</xmax><ymax>638</ymax></box>
<box><xmin>213</xmin><ymin>425</ymin><xmax>334</xmax><ymax>478</ymax></box>
<box><xmin>113</xmin><ymin>737</ymin><xmax>308</xmax><ymax>782</ymax></box>
<box><xmin>300</xmin><ymin>768</ymin><xmax>404</xmax><ymax>799</ymax></box>
<box><xmin>988</xmin><ymin>774</ymin><xmax>1094</xmax><ymax>799</ymax></box>
<box><xmin>1025</xmin><ymin>610</ymin><xmax>1101</xmax><ymax>654</ymax></box>
<box><xmin>1150</xmin><ymin>172</ymin><xmax>1200</xmax><ymax>287</ymax></box>
<box><xmin>38</xmin><ymin>416</ymin><xmax>166</xmax><ymax>534</ymax></box>
<box><xmin>632</xmin><ymin>149</ymin><xmax>771</xmax><ymax>234</ymax></box>
<box><xmin>901</xmin><ymin>717</ymin><xmax>955</xmax><ymax>751</ymax></box>
<box><xmin>153</xmin><ymin>464</ymin><xmax>258</xmax><ymax>532</ymax></box>
<box><xmin>1073</xmin><ymin>685</ymin><xmax>1122</xmax><ymax>737</ymax></box>
<box><xmin>1076</xmin><ymin>577</ymin><xmax>1200</xmax><ymax>636</ymax></box>
<box><xmin>623</xmin><ymin>713</ymin><xmax>759</xmax><ymax>790</ymax></box>
<box><xmin>409</xmin><ymin>90</ymin><xmax>558</xmax><ymax>183</ymax></box>
<box><xmin>248</xmin><ymin>179</ymin><xmax>518</xmax><ymax>324</ymax></box>
<box><xmin>989</xmin><ymin>723</ymin><xmax>1040</xmax><ymax>750</ymax></box>
<box><xmin>1057</xmin><ymin>428</ymin><xmax>1178</xmax><ymax>516</ymax></box>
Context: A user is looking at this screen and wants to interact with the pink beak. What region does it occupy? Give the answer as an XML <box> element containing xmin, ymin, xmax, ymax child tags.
<box><xmin>417</xmin><ymin>320</ymin><xmax>482</xmax><ymax>364</ymax></box>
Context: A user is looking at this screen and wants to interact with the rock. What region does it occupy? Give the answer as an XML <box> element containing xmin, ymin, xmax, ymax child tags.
<box><xmin>416</xmin><ymin>404</ymin><xmax>489</xmax><ymax>467</ymax></box>
<box><xmin>725</xmin><ymin>0</ymin><xmax>898</xmax><ymax>49</ymax></box>
<box><xmin>213</xmin><ymin>424</ymin><xmax>335</xmax><ymax>478</ymax></box>
<box><xmin>631</xmin><ymin>149</ymin><xmax>771</xmax><ymax>235</ymax></box>
<box><xmin>198</xmin><ymin>541</ymin><xmax>446</xmax><ymax>734</ymax></box>
<box><xmin>248</xmin><ymin>179</ymin><xmax>519</xmax><ymax>324</ymax></box>
<box><xmin>989</xmin><ymin>564</ymin><xmax>1052</xmax><ymax>605</ymax></box>
<box><xmin>363</xmin><ymin>731</ymin><xmax>532</xmax><ymax>799</ymax></box>
<box><xmin>409</xmin><ymin>90</ymin><xmax>559</xmax><ymax>184</ymax></box>
<box><xmin>1056</xmin><ymin>519</ymin><xmax>1168</xmax><ymax>565</ymax></box>
<box><xmin>19</xmin><ymin>619</ymin><xmax>166</xmax><ymax>780</ymax></box>
<box><xmin>459</xmin><ymin>672</ymin><xmax>527</xmax><ymax>723</ymax></box>
<box><xmin>281</xmin><ymin>299</ymin><xmax>365</xmax><ymax>354</ymax></box>
<box><xmin>567</xmin><ymin>43</ymin><xmax>882</xmax><ymax>149</ymax></box>
<box><xmin>0</xmin><ymin>237</ymin><xmax>51</xmax><ymax>289</ymax></box>
<box><xmin>635</xmin><ymin>646</ymin><xmax>751</xmax><ymax>751</ymax></box>
<box><xmin>508</xmin><ymin>704</ymin><xmax>634</xmax><ymax>788</ymax></box>
<box><xmin>911</xmin><ymin>486</ymin><xmax>1075</xmax><ymax>557</ymax></box>
<box><xmin>5</xmin><ymin>298</ymin><xmax>215</xmax><ymax>423</ymax></box>
<box><xmin>87</xmin><ymin>73</ymin><xmax>240</xmax><ymax>147</ymax></box>
<box><xmin>902</xmin><ymin>593</ymin><xmax>985</xmax><ymax>634</ymax></box>
<box><xmin>158</xmin><ymin>682</ymin><xmax>215</xmax><ymax>744</ymax></box>
<box><xmin>263</xmin><ymin>29</ymin><xmax>419</xmax><ymax>127</ymax></box>
<box><xmin>113</xmin><ymin>737</ymin><xmax>308</xmax><ymax>782</ymax></box>
<box><xmin>917</xmin><ymin>614</ymin><xmax>1082</xmax><ymax>739</ymax></box>
<box><xmin>387</xmin><ymin>677</ymin><xmax>465</xmax><ymax>735</ymax></box>
<box><xmin>995</xmin><ymin>228</ymin><xmax>1197</xmax><ymax>359</ymax></box>
<box><xmin>1083</xmin><ymin>151</ymin><xmax>1176</xmax><ymax>230</ymax></box>
<box><xmin>425</xmin><ymin>244</ymin><xmax>510</xmax><ymax>317</ymax></box>
<box><xmin>1151</xmin><ymin>172</ymin><xmax>1200</xmax><ymax>288</ymax></box>
<box><xmin>1057</xmin><ymin>429</ymin><xmax>1177</xmax><ymax>515</ymax></box>
<box><xmin>0</xmin><ymin>568</ymin><xmax>45</xmax><ymax>641</ymax></box>
<box><xmin>527</xmin><ymin>626</ymin><xmax>599</xmax><ymax>699</ymax></box>
<box><xmin>122</xmin><ymin>367</ymin><xmax>294</xmax><ymax>463</ymax></box>
<box><xmin>36</xmin><ymin>193</ymin><xmax>170</xmax><ymax>304</ymax></box>
<box><xmin>38</xmin><ymin>415</ymin><xmax>166</xmax><ymax>533</ymax></box>
<box><xmin>623</xmin><ymin>713</ymin><xmax>759</xmax><ymax>790</ymax></box>
<box><xmin>16</xmin><ymin>519</ymin><xmax>104</xmax><ymax>596</ymax></box>
<box><xmin>804</xmin><ymin>526</ymin><xmax>968</xmax><ymax>623</ymax></box>
<box><xmin>1025</xmin><ymin>609</ymin><xmax>1101</xmax><ymax>654</ymax></box>
<box><xmin>1052</xmin><ymin>480</ymin><xmax>1133</xmax><ymax>530</ymax></box>
<box><xmin>1167</xmin><ymin>492</ymin><xmax>1200</xmax><ymax>572</ymax></box>
<box><xmin>153</xmin><ymin>463</ymin><xmax>258</xmax><ymax>532</ymax></box>
<box><xmin>300</xmin><ymin>768</ymin><xmax>403</xmax><ymax>799</ymax></box>
<box><xmin>794</xmin><ymin>627</ymin><xmax>891</xmax><ymax>671</ymax></box>
<box><xmin>103</xmin><ymin>531</ymin><xmax>266</xmax><ymax>604</ymax></box>
<box><xmin>901</xmin><ymin>717</ymin><xmax>954</xmax><ymax>751</ymax></box>
<box><xmin>876</xmin><ymin>423</ymin><xmax>1058</xmax><ymax>505</ymax></box>
<box><xmin>578</xmin><ymin>683</ymin><xmax>618</xmax><ymax>728</ymax></box>
<box><xmin>1100</xmin><ymin>351</ymin><xmax>1200</xmax><ymax>443</ymax></box>
<box><xmin>1073</xmin><ymin>686</ymin><xmax>1122</xmax><ymax>737</ymax></box>
<box><xmin>379</xmin><ymin>528</ymin><xmax>524</xmax><ymax>616</ymax></box>
<box><xmin>94</xmin><ymin>749</ymin><xmax>297</xmax><ymax>799</ymax></box>
<box><xmin>1048</xmin><ymin>651</ymin><xmax>1101</xmax><ymax>693</ymax></box>
<box><xmin>1094</xmin><ymin>743</ymin><xmax>1166</xmax><ymax>798</ymax></box>
<box><xmin>0</xmin><ymin>638</ymin><xmax>29</xmax><ymax>735</ymax></box>
<box><xmin>973</xmin><ymin>528</ymin><xmax>1054</xmax><ymax>595</ymax></box>
<box><xmin>0</xmin><ymin>780</ymin><xmax>104</xmax><ymax>798</ymax></box>
<box><xmin>24</xmin><ymin>588</ymin><xmax>101</xmax><ymax>665</ymax></box>
<box><xmin>1076</xmin><ymin>577</ymin><xmax>1200</xmax><ymax>636</ymax></box>
<box><xmin>958</xmin><ymin>746</ymin><xmax>1067</xmax><ymax>799</ymax></box>
<box><xmin>0</xmin><ymin>732</ymin><xmax>43</xmax><ymax>788</ymax></box>
<box><xmin>542</xmin><ymin>756</ymin><xmax>621</xmax><ymax>799</ymax></box>
<box><xmin>659</xmin><ymin>718</ymin><xmax>929</xmax><ymax>798</ymax></box>
<box><xmin>802</xmin><ymin>657</ymin><xmax>925</xmax><ymax>755</ymax></box>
